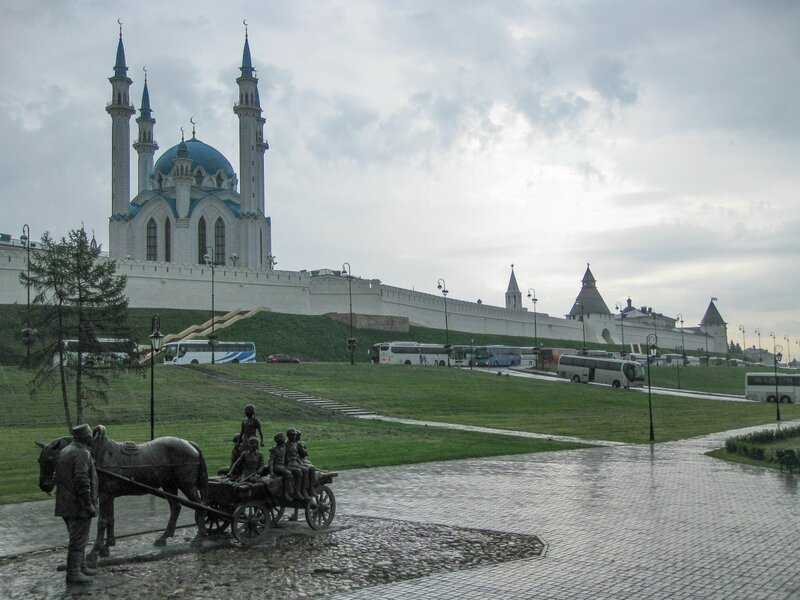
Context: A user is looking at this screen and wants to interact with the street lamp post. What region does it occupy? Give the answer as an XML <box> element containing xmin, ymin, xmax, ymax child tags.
<box><xmin>576</xmin><ymin>300</ymin><xmax>586</xmax><ymax>353</ymax></box>
<box><xmin>785</xmin><ymin>337</ymin><xmax>791</xmax><ymax>364</ymax></box>
<box><xmin>470</xmin><ymin>338</ymin><xmax>474</xmax><ymax>370</ymax></box>
<box><xmin>646</xmin><ymin>333</ymin><xmax>658</xmax><ymax>442</ymax></box>
<box><xmin>755</xmin><ymin>329</ymin><xmax>762</xmax><ymax>363</ymax></box>
<box><xmin>149</xmin><ymin>315</ymin><xmax>163</xmax><ymax>441</ymax></box>
<box><xmin>20</xmin><ymin>224</ymin><xmax>34</xmax><ymax>365</ymax></box>
<box><xmin>437</xmin><ymin>278</ymin><xmax>450</xmax><ymax>366</ymax></box>
<box><xmin>343</xmin><ymin>263</ymin><xmax>355</xmax><ymax>366</ymax></box>
<box><xmin>203</xmin><ymin>250</ymin><xmax>216</xmax><ymax>364</ymax></box>
<box><xmin>770</xmin><ymin>332</ymin><xmax>782</xmax><ymax>421</ymax></box>
<box><xmin>704</xmin><ymin>330</ymin><xmax>710</xmax><ymax>367</ymax></box>
<box><xmin>527</xmin><ymin>289</ymin><xmax>538</xmax><ymax>347</ymax></box>
<box><xmin>615</xmin><ymin>303</ymin><xmax>626</xmax><ymax>357</ymax></box>
<box><xmin>738</xmin><ymin>325</ymin><xmax>746</xmax><ymax>358</ymax></box>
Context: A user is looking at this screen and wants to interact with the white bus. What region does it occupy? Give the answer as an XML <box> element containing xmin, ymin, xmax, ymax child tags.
<box><xmin>745</xmin><ymin>373</ymin><xmax>799</xmax><ymax>403</ymax></box>
<box><xmin>558</xmin><ymin>354</ymin><xmax>645</xmax><ymax>389</ymax></box>
<box><xmin>55</xmin><ymin>338</ymin><xmax>135</xmax><ymax>368</ymax></box>
<box><xmin>370</xmin><ymin>342</ymin><xmax>450</xmax><ymax>366</ymax></box>
<box><xmin>163</xmin><ymin>340</ymin><xmax>256</xmax><ymax>365</ymax></box>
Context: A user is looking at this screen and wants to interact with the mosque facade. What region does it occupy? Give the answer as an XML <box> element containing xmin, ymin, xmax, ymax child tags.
<box><xmin>107</xmin><ymin>31</ymin><xmax>271</xmax><ymax>269</ymax></box>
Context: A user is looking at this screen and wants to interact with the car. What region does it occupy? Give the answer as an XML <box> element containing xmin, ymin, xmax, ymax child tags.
<box><xmin>267</xmin><ymin>354</ymin><xmax>301</xmax><ymax>364</ymax></box>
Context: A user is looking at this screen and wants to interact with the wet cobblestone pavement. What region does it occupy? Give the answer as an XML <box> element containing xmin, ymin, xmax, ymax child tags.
<box><xmin>0</xmin><ymin>515</ymin><xmax>543</xmax><ymax>599</ymax></box>
<box><xmin>4</xmin><ymin>421</ymin><xmax>800</xmax><ymax>598</ymax></box>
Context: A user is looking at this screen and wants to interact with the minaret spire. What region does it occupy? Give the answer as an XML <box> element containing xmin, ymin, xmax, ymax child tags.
<box><xmin>134</xmin><ymin>65</ymin><xmax>157</xmax><ymax>195</ymax></box>
<box><xmin>234</xmin><ymin>25</ymin><xmax>271</xmax><ymax>268</ymax></box>
<box><xmin>107</xmin><ymin>23</ymin><xmax>135</xmax><ymax>258</ymax></box>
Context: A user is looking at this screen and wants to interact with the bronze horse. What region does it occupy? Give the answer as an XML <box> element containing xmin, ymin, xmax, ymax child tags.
<box><xmin>36</xmin><ymin>425</ymin><xmax>208</xmax><ymax>564</ymax></box>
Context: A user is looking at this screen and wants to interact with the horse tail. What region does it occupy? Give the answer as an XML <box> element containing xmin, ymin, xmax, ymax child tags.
<box><xmin>190</xmin><ymin>442</ymin><xmax>208</xmax><ymax>499</ymax></box>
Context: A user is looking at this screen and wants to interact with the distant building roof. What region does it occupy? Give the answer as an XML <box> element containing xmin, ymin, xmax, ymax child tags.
<box><xmin>700</xmin><ymin>299</ymin><xmax>726</xmax><ymax>326</ymax></box>
<box><xmin>568</xmin><ymin>264</ymin><xmax>611</xmax><ymax>317</ymax></box>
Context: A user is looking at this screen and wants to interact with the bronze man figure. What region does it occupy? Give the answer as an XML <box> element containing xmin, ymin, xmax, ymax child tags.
<box><xmin>267</xmin><ymin>432</ymin><xmax>294</xmax><ymax>500</ymax></box>
<box><xmin>54</xmin><ymin>423</ymin><xmax>98</xmax><ymax>585</ymax></box>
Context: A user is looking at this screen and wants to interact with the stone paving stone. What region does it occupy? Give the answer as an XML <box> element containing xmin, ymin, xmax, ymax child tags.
<box><xmin>330</xmin><ymin>420</ymin><xmax>800</xmax><ymax>599</ymax></box>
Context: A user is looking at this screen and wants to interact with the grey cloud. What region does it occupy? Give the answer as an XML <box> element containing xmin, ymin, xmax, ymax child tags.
<box><xmin>588</xmin><ymin>58</ymin><xmax>637</xmax><ymax>105</ymax></box>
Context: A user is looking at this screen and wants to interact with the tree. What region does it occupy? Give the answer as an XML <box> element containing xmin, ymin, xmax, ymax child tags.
<box><xmin>20</xmin><ymin>227</ymin><xmax>130</xmax><ymax>430</ymax></box>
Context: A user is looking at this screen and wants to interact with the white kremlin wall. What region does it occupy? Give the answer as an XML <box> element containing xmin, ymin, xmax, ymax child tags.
<box><xmin>0</xmin><ymin>244</ymin><xmax>726</xmax><ymax>353</ymax></box>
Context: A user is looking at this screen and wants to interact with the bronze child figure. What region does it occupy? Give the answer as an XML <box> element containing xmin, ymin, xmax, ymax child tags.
<box><xmin>230</xmin><ymin>436</ymin><xmax>264</xmax><ymax>481</ymax></box>
<box><xmin>267</xmin><ymin>432</ymin><xmax>294</xmax><ymax>501</ymax></box>
<box><xmin>239</xmin><ymin>404</ymin><xmax>264</xmax><ymax>448</ymax></box>
<box><xmin>54</xmin><ymin>424</ymin><xmax>98</xmax><ymax>585</ymax></box>
<box><xmin>285</xmin><ymin>428</ymin><xmax>312</xmax><ymax>501</ymax></box>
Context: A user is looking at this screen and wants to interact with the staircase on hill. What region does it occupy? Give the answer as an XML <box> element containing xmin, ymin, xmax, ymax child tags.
<box><xmin>139</xmin><ymin>307</ymin><xmax>265</xmax><ymax>364</ymax></box>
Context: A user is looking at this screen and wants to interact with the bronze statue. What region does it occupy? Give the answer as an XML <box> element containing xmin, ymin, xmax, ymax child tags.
<box><xmin>285</xmin><ymin>428</ymin><xmax>312</xmax><ymax>501</ymax></box>
<box><xmin>230</xmin><ymin>436</ymin><xmax>264</xmax><ymax>481</ymax></box>
<box><xmin>230</xmin><ymin>433</ymin><xmax>242</xmax><ymax>468</ymax></box>
<box><xmin>297</xmin><ymin>430</ymin><xmax>317</xmax><ymax>498</ymax></box>
<box><xmin>267</xmin><ymin>432</ymin><xmax>294</xmax><ymax>500</ymax></box>
<box><xmin>53</xmin><ymin>424</ymin><xmax>98</xmax><ymax>585</ymax></box>
<box><xmin>239</xmin><ymin>404</ymin><xmax>264</xmax><ymax>447</ymax></box>
<box><xmin>38</xmin><ymin>425</ymin><xmax>209</xmax><ymax>565</ymax></box>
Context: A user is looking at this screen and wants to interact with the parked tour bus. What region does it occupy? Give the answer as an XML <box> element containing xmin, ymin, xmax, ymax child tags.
<box><xmin>473</xmin><ymin>346</ymin><xmax>538</xmax><ymax>368</ymax></box>
<box><xmin>55</xmin><ymin>338</ymin><xmax>136</xmax><ymax>368</ymax></box>
<box><xmin>558</xmin><ymin>354</ymin><xmax>645</xmax><ymax>388</ymax></box>
<box><xmin>745</xmin><ymin>373</ymin><xmax>799</xmax><ymax>403</ymax></box>
<box><xmin>163</xmin><ymin>340</ymin><xmax>256</xmax><ymax>365</ymax></box>
<box><xmin>370</xmin><ymin>342</ymin><xmax>450</xmax><ymax>366</ymax></box>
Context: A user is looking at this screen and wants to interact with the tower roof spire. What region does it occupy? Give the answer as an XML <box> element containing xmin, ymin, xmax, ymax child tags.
<box><xmin>506</xmin><ymin>264</ymin><xmax>520</xmax><ymax>294</ymax></box>
<box><xmin>240</xmin><ymin>19</ymin><xmax>254</xmax><ymax>78</ymax></box>
<box><xmin>114</xmin><ymin>19</ymin><xmax>128</xmax><ymax>77</ymax></box>
<box><xmin>139</xmin><ymin>66</ymin><xmax>153</xmax><ymax>119</ymax></box>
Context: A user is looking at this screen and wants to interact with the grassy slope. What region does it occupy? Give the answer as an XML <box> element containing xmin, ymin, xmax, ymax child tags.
<box><xmin>216</xmin><ymin>363</ymin><xmax>800</xmax><ymax>444</ymax></box>
<box><xmin>645</xmin><ymin>365</ymin><xmax>797</xmax><ymax>395</ymax></box>
<box><xmin>0</xmin><ymin>365</ymin><xmax>583</xmax><ymax>504</ymax></box>
<box><xmin>0</xmin><ymin>304</ymin><xmax>611</xmax><ymax>366</ymax></box>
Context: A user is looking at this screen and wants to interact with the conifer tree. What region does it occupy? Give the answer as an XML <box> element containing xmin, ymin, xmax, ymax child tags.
<box><xmin>20</xmin><ymin>227</ymin><xmax>130</xmax><ymax>430</ymax></box>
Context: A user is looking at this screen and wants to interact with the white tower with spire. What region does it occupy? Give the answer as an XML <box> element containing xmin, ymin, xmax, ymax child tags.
<box><xmin>107</xmin><ymin>25</ymin><xmax>135</xmax><ymax>258</ymax></box>
<box><xmin>505</xmin><ymin>265</ymin><xmax>523</xmax><ymax>311</ymax></box>
<box><xmin>133</xmin><ymin>69</ymin><xmax>157</xmax><ymax>194</ymax></box>
<box><xmin>233</xmin><ymin>26</ymin><xmax>271</xmax><ymax>268</ymax></box>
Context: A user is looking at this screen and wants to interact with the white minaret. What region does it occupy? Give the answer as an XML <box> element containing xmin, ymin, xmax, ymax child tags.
<box><xmin>107</xmin><ymin>27</ymin><xmax>135</xmax><ymax>257</ymax></box>
<box><xmin>132</xmin><ymin>69</ymin><xmax>157</xmax><ymax>194</ymax></box>
<box><xmin>233</xmin><ymin>28</ymin><xmax>269</xmax><ymax>268</ymax></box>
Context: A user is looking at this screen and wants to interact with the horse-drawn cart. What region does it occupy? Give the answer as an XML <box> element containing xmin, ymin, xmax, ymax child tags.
<box><xmin>96</xmin><ymin>467</ymin><xmax>338</xmax><ymax>546</ymax></box>
<box><xmin>202</xmin><ymin>471</ymin><xmax>338</xmax><ymax>544</ymax></box>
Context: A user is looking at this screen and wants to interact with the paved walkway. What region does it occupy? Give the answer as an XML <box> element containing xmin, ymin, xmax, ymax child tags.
<box><xmin>330</xmin><ymin>420</ymin><xmax>800</xmax><ymax>599</ymax></box>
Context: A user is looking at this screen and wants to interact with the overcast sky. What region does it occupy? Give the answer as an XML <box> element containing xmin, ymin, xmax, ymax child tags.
<box><xmin>2</xmin><ymin>1</ymin><xmax>799</xmax><ymax>343</ymax></box>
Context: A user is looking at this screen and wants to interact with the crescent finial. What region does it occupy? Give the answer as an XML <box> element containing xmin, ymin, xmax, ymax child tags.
<box><xmin>243</xmin><ymin>19</ymin><xmax>248</xmax><ymax>37</ymax></box>
<box><xmin>117</xmin><ymin>18</ymin><xmax>123</xmax><ymax>39</ymax></box>
<box><xmin>190</xmin><ymin>116</ymin><xmax>197</xmax><ymax>138</ymax></box>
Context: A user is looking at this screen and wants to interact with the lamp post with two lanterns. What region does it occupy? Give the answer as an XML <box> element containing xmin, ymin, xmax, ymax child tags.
<box><xmin>20</xmin><ymin>224</ymin><xmax>35</xmax><ymax>365</ymax></box>
<box><xmin>527</xmin><ymin>288</ymin><xmax>538</xmax><ymax>347</ymax></box>
<box><xmin>437</xmin><ymin>278</ymin><xmax>450</xmax><ymax>366</ymax></box>
<box><xmin>203</xmin><ymin>249</ymin><xmax>216</xmax><ymax>364</ymax></box>
<box><xmin>149</xmin><ymin>315</ymin><xmax>163</xmax><ymax>441</ymax></box>
<box><xmin>342</xmin><ymin>263</ymin><xmax>356</xmax><ymax>365</ymax></box>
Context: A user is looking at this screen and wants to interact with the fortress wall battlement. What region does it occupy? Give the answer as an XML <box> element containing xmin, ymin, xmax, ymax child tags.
<box><xmin>0</xmin><ymin>245</ymin><xmax>726</xmax><ymax>352</ymax></box>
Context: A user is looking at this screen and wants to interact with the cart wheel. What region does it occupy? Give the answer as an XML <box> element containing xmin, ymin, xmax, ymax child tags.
<box><xmin>268</xmin><ymin>504</ymin><xmax>286</xmax><ymax>527</ymax></box>
<box><xmin>232</xmin><ymin>501</ymin><xmax>270</xmax><ymax>545</ymax></box>
<box><xmin>202</xmin><ymin>502</ymin><xmax>230</xmax><ymax>536</ymax></box>
<box><xmin>305</xmin><ymin>485</ymin><xmax>336</xmax><ymax>530</ymax></box>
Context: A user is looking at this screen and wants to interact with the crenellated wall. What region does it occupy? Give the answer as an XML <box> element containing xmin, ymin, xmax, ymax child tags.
<box><xmin>0</xmin><ymin>244</ymin><xmax>727</xmax><ymax>352</ymax></box>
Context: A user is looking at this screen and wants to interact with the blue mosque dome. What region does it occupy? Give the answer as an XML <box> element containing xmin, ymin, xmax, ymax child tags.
<box><xmin>154</xmin><ymin>137</ymin><xmax>235</xmax><ymax>178</ymax></box>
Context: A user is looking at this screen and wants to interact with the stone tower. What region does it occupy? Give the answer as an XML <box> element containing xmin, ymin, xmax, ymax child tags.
<box><xmin>233</xmin><ymin>30</ymin><xmax>271</xmax><ymax>268</ymax></box>
<box><xmin>107</xmin><ymin>29</ymin><xmax>135</xmax><ymax>258</ymax></box>
<box><xmin>699</xmin><ymin>298</ymin><xmax>728</xmax><ymax>354</ymax></box>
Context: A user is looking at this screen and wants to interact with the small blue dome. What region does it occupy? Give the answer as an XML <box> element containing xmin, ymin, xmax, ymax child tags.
<box><xmin>154</xmin><ymin>138</ymin><xmax>235</xmax><ymax>178</ymax></box>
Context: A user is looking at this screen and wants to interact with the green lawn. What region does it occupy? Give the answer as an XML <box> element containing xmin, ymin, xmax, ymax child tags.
<box><xmin>0</xmin><ymin>365</ymin><xmax>584</xmax><ymax>504</ymax></box>
<box><xmin>644</xmin><ymin>365</ymin><xmax>747</xmax><ymax>395</ymax></box>
<box><xmin>214</xmin><ymin>363</ymin><xmax>800</xmax><ymax>444</ymax></box>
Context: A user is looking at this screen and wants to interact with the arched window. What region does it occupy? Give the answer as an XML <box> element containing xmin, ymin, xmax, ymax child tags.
<box><xmin>198</xmin><ymin>217</ymin><xmax>207</xmax><ymax>264</ymax></box>
<box><xmin>146</xmin><ymin>218</ymin><xmax>157</xmax><ymax>261</ymax></box>
<box><xmin>117</xmin><ymin>92</ymin><xmax>121</xmax><ymax>105</ymax></box>
<box><xmin>214</xmin><ymin>218</ymin><xmax>225</xmax><ymax>265</ymax></box>
<box><xmin>157</xmin><ymin>173</ymin><xmax>163</xmax><ymax>191</ymax></box>
<box><xmin>164</xmin><ymin>219</ymin><xmax>171</xmax><ymax>263</ymax></box>
<box><xmin>216</xmin><ymin>173</ymin><xmax>223</xmax><ymax>188</ymax></box>
<box><xmin>194</xmin><ymin>170</ymin><xmax>204</xmax><ymax>187</ymax></box>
